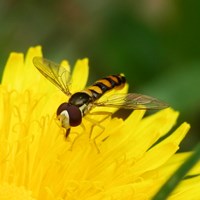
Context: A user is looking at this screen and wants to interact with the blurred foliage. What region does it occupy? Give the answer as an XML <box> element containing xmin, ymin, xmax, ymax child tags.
<box><xmin>0</xmin><ymin>0</ymin><xmax>200</xmax><ymax>150</ymax></box>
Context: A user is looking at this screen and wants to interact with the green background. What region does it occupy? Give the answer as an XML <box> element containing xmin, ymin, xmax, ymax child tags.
<box><xmin>0</xmin><ymin>0</ymin><xmax>200</xmax><ymax>151</ymax></box>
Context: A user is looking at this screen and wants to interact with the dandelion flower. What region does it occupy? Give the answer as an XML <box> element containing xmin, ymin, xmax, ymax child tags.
<box><xmin>0</xmin><ymin>46</ymin><xmax>200</xmax><ymax>200</ymax></box>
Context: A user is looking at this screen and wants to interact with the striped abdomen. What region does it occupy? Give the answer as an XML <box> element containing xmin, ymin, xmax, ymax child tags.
<box><xmin>68</xmin><ymin>74</ymin><xmax>126</xmax><ymax>109</ymax></box>
<box><xmin>85</xmin><ymin>74</ymin><xmax>126</xmax><ymax>101</ymax></box>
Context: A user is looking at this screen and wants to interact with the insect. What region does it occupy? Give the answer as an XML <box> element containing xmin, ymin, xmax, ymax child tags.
<box><xmin>33</xmin><ymin>57</ymin><xmax>168</xmax><ymax>137</ymax></box>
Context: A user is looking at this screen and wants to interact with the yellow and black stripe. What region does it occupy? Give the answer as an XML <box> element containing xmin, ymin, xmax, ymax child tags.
<box><xmin>68</xmin><ymin>74</ymin><xmax>126</xmax><ymax>108</ymax></box>
<box><xmin>85</xmin><ymin>74</ymin><xmax>126</xmax><ymax>100</ymax></box>
<box><xmin>58</xmin><ymin>74</ymin><xmax>126</xmax><ymax>131</ymax></box>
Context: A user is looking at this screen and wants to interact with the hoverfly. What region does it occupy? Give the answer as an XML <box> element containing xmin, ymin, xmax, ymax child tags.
<box><xmin>33</xmin><ymin>57</ymin><xmax>168</xmax><ymax>137</ymax></box>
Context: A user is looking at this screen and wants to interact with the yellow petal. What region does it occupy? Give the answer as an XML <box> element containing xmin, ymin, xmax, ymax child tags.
<box><xmin>169</xmin><ymin>176</ymin><xmax>200</xmax><ymax>200</ymax></box>
<box><xmin>71</xmin><ymin>58</ymin><xmax>89</xmax><ymax>92</ymax></box>
<box><xmin>1</xmin><ymin>46</ymin><xmax>199</xmax><ymax>200</ymax></box>
<box><xmin>2</xmin><ymin>52</ymin><xmax>24</xmax><ymax>90</ymax></box>
<box><xmin>0</xmin><ymin>183</ymin><xmax>35</xmax><ymax>200</ymax></box>
<box><xmin>2</xmin><ymin>46</ymin><xmax>43</xmax><ymax>92</ymax></box>
<box><xmin>132</xmin><ymin>122</ymin><xmax>190</xmax><ymax>175</ymax></box>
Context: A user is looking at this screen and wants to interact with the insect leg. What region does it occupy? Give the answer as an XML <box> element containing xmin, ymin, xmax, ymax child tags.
<box><xmin>84</xmin><ymin>111</ymin><xmax>113</xmax><ymax>153</ymax></box>
<box><xmin>67</xmin><ymin>123</ymin><xmax>86</xmax><ymax>151</ymax></box>
<box><xmin>86</xmin><ymin>111</ymin><xmax>113</xmax><ymax>138</ymax></box>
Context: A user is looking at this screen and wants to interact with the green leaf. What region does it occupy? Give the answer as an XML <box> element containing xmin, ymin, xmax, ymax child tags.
<box><xmin>152</xmin><ymin>143</ymin><xmax>200</xmax><ymax>200</ymax></box>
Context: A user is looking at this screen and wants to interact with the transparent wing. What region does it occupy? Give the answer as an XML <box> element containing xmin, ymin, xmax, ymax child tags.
<box><xmin>33</xmin><ymin>56</ymin><xmax>72</xmax><ymax>95</ymax></box>
<box><xmin>94</xmin><ymin>93</ymin><xmax>169</xmax><ymax>110</ymax></box>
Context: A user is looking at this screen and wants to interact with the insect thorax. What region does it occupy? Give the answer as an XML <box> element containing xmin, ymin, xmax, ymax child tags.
<box><xmin>69</xmin><ymin>92</ymin><xmax>92</xmax><ymax>106</ymax></box>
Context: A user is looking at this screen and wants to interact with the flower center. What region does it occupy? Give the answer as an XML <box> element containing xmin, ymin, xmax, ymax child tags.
<box><xmin>0</xmin><ymin>183</ymin><xmax>35</xmax><ymax>200</ymax></box>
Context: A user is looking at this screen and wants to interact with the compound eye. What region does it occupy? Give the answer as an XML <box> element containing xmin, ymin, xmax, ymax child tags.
<box><xmin>67</xmin><ymin>105</ymin><xmax>82</xmax><ymax>126</ymax></box>
<box><xmin>57</xmin><ymin>103</ymin><xmax>82</xmax><ymax>127</ymax></box>
<box><xmin>57</xmin><ymin>103</ymin><xmax>69</xmax><ymax>115</ymax></box>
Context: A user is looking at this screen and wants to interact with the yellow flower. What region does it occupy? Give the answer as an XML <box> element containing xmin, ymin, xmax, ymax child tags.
<box><xmin>0</xmin><ymin>46</ymin><xmax>200</xmax><ymax>200</ymax></box>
